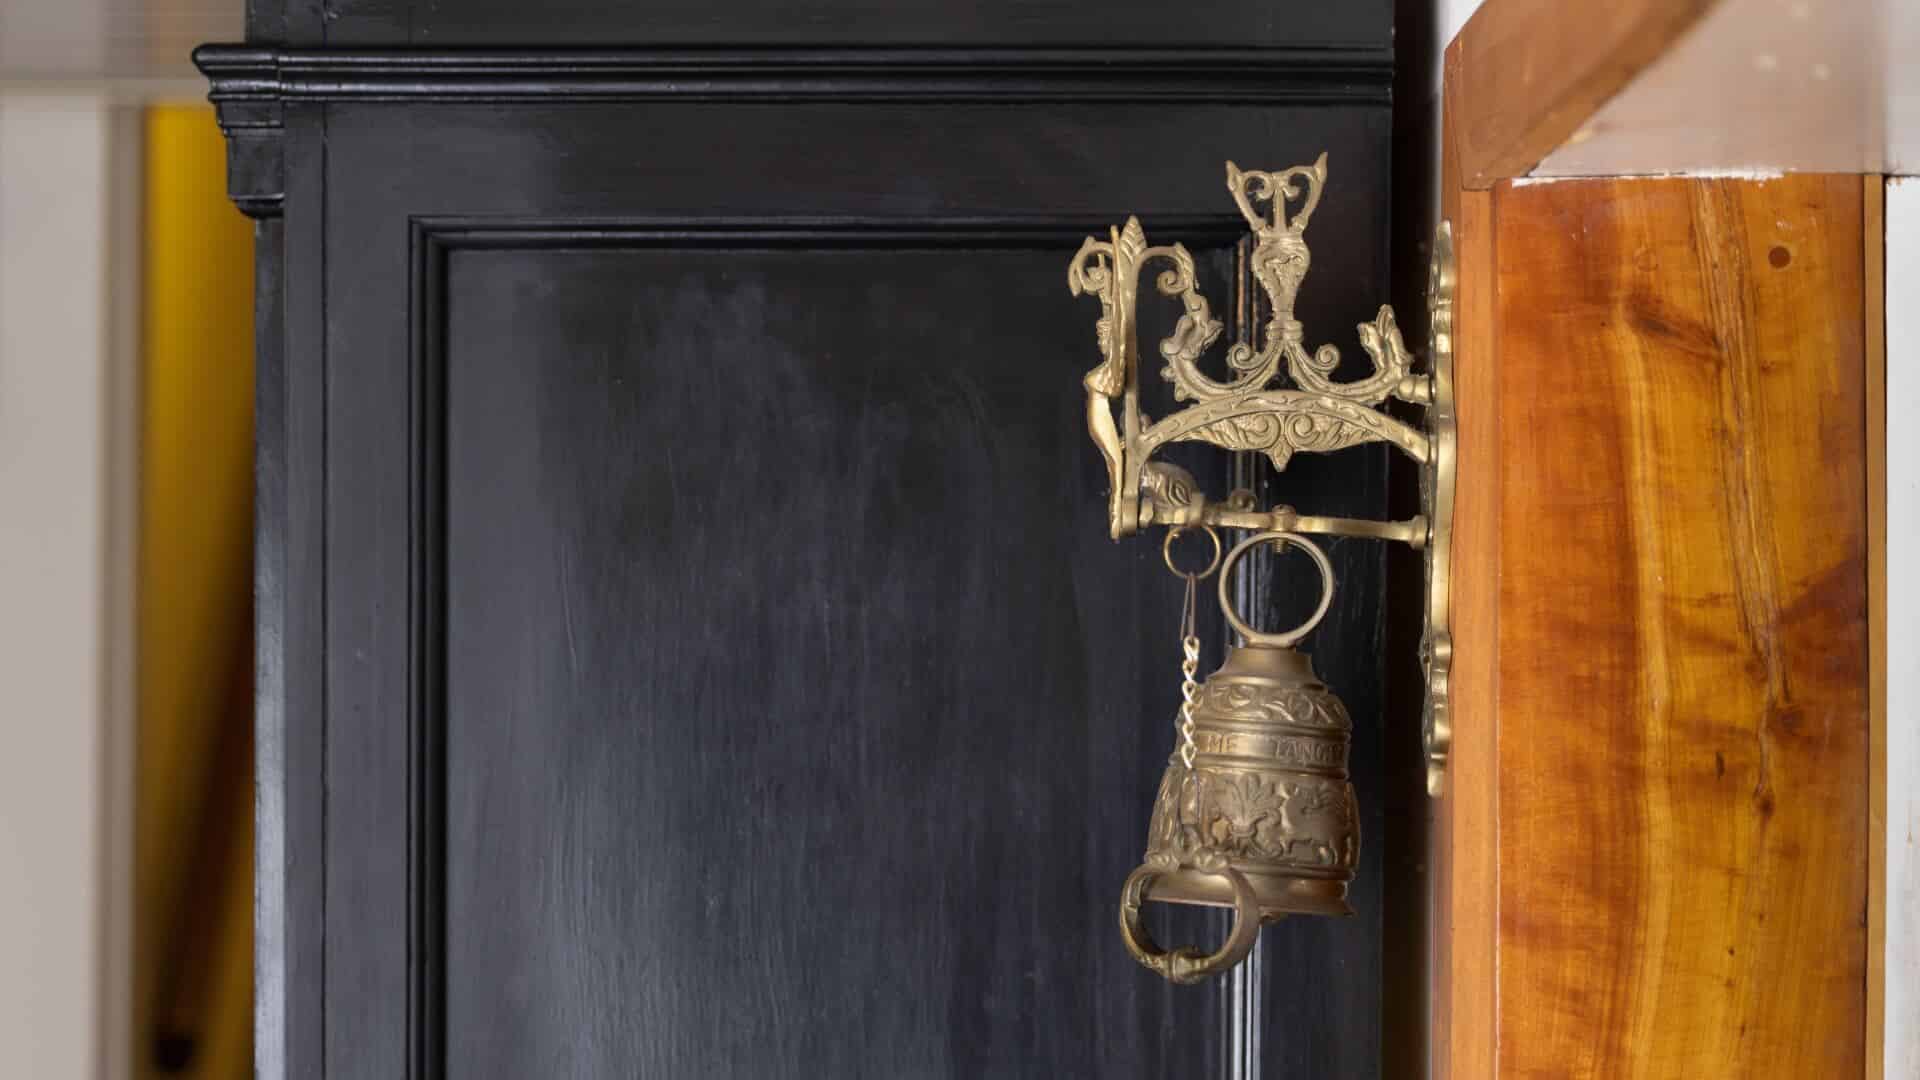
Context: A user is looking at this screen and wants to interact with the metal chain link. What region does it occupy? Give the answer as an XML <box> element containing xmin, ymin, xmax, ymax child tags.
<box><xmin>1178</xmin><ymin>574</ymin><xmax>1202</xmax><ymax>769</ymax></box>
<box><xmin>1162</xmin><ymin>526</ymin><xmax>1220</xmax><ymax>772</ymax></box>
<box><xmin>1178</xmin><ymin>634</ymin><xmax>1202</xmax><ymax>769</ymax></box>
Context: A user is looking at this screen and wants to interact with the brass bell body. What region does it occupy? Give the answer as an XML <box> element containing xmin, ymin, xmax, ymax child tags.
<box><xmin>1139</xmin><ymin>642</ymin><xmax>1359</xmax><ymax>919</ymax></box>
<box><xmin>1119</xmin><ymin>531</ymin><xmax>1358</xmax><ymax>984</ymax></box>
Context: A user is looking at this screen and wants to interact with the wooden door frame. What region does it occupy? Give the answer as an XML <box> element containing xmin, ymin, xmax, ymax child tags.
<box><xmin>1435</xmin><ymin>2</ymin><xmax>1889</xmax><ymax>1075</ymax></box>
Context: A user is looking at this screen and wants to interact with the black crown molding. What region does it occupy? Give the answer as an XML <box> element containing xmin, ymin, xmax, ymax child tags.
<box><xmin>194</xmin><ymin>44</ymin><xmax>1393</xmax><ymax>218</ymax></box>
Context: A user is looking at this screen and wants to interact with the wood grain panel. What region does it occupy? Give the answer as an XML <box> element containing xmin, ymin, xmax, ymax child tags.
<box><xmin>434</xmin><ymin>240</ymin><xmax>1262</xmax><ymax>1079</ymax></box>
<box><xmin>1492</xmin><ymin>175</ymin><xmax>1869</xmax><ymax>1076</ymax></box>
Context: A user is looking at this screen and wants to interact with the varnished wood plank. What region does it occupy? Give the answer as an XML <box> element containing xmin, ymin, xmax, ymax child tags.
<box><xmin>1493</xmin><ymin>175</ymin><xmax>1869</xmax><ymax>1076</ymax></box>
<box><xmin>1865</xmin><ymin>173</ymin><xmax>1886</xmax><ymax>1080</ymax></box>
<box><xmin>1435</xmin><ymin>40</ymin><xmax>1500</xmax><ymax>1080</ymax></box>
<box><xmin>1446</xmin><ymin>0</ymin><xmax>1718</xmax><ymax>188</ymax></box>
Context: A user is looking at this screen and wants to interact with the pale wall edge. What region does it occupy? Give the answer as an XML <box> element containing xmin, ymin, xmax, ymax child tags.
<box><xmin>0</xmin><ymin>92</ymin><xmax>140</xmax><ymax>1080</ymax></box>
<box><xmin>1884</xmin><ymin>175</ymin><xmax>1917</xmax><ymax>1080</ymax></box>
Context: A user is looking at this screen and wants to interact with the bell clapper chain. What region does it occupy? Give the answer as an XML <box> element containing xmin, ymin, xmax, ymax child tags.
<box><xmin>1177</xmin><ymin>590</ymin><xmax>1201</xmax><ymax>770</ymax></box>
<box><xmin>1162</xmin><ymin>526</ymin><xmax>1222</xmax><ymax>770</ymax></box>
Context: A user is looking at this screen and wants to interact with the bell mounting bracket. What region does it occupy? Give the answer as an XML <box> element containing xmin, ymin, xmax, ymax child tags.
<box><xmin>1068</xmin><ymin>156</ymin><xmax>1456</xmax><ymax>796</ymax></box>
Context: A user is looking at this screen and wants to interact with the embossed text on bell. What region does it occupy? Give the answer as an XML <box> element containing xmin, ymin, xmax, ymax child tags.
<box><xmin>1138</xmin><ymin>639</ymin><xmax>1360</xmax><ymax>920</ymax></box>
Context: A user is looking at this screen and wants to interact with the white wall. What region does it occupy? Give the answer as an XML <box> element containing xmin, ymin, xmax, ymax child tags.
<box><xmin>1886</xmin><ymin>175</ymin><xmax>1919</xmax><ymax>1080</ymax></box>
<box><xmin>0</xmin><ymin>92</ymin><xmax>139</xmax><ymax>1080</ymax></box>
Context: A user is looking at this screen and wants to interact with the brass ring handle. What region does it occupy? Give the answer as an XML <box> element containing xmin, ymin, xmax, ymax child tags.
<box><xmin>1161</xmin><ymin>525</ymin><xmax>1223</xmax><ymax>580</ymax></box>
<box><xmin>1117</xmin><ymin>862</ymin><xmax>1262</xmax><ymax>984</ymax></box>
<box><xmin>1216</xmin><ymin>531</ymin><xmax>1335</xmax><ymax>648</ymax></box>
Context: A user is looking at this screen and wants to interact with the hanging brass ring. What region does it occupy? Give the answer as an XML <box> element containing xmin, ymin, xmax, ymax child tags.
<box><xmin>1161</xmin><ymin>525</ymin><xmax>1223</xmax><ymax>580</ymax></box>
<box><xmin>1118</xmin><ymin>861</ymin><xmax>1262</xmax><ymax>985</ymax></box>
<box><xmin>1217</xmin><ymin>531</ymin><xmax>1335</xmax><ymax>648</ymax></box>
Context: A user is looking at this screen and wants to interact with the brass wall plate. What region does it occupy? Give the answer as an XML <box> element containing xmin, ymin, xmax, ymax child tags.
<box><xmin>1422</xmin><ymin>222</ymin><xmax>1456</xmax><ymax>797</ymax></box>
<box><xmin>1068</xmin><ymin>160</ymin><xmax>1457</xmax><ymax>797</ymax></box>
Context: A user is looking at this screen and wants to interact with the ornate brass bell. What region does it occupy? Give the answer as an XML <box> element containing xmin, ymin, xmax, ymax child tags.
<box><xmin>1119</xmin><ymin>532</ymin><xmax>1359</xmax><ymax>984</ymax></box>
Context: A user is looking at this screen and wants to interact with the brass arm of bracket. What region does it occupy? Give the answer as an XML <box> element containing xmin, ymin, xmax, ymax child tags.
<box><xmin>1137</xmin><ymin>487</ymin><xmax>1428</xmax><ymax>549</ymax></box>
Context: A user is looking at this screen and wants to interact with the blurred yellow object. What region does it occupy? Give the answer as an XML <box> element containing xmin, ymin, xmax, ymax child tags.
<box><xmin>135</xmin><ymin>105</ymin><xmax>254</xmax><ymax>1080</ymax></box>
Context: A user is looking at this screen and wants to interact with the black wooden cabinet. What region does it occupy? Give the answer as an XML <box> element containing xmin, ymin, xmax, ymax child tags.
<box><xmin>202</xmin><ymin>4</ymin><xmax>1410</xmax><ymax>1075</ymax></box>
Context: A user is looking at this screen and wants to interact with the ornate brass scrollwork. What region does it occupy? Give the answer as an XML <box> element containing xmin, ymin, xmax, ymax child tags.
<box><xmin>1423</xmin><ymin>222</ymin><xmax>1456</xmax><ymax>796</ymax></box>
<box><xmin>1068</xmin><ymin>157</ymin><xmax>1456</xmax><ymax>794</ymax></box>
